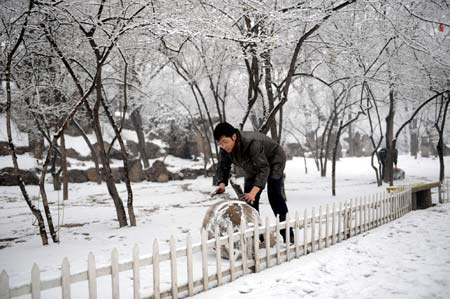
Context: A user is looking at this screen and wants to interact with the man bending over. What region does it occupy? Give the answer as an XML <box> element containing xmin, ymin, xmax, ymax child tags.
<box><xmin>213</xmin><ymin>122</ymin><xmax>294</xmax><ymax>244</ymax></box>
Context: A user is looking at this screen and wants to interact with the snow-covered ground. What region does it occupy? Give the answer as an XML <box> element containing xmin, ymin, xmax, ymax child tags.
<box><xmin>0</xmin><ymin>133</ymin><xmax>449</xmax><ymax>298</ymax></box>
<box><xmin>193</xmin><ymin>203</ymin><xmax>450</xmax><ymax>299</ymax></box>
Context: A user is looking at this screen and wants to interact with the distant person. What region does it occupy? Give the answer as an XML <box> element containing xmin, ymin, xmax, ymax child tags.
<box><xmin>378</xmin><ymin>147</ymin><xmax>398</xmax><ymax>179</ymax></box>
<box><xmin>213</xmin><ymin>122</ymin><xmax>294</xmax><ymax>244</ymax></box>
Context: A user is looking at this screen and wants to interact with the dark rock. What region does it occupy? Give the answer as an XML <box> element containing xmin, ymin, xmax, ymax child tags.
<box><xmin>93</xmin><ymin>142</ymin><xmax>123</xmax><ymax>160</ymax></box>
<box><xmin>0</xmin><ymin>142</ymin><xmax>9</xmax><ymax>156</ymax></box>
<box><xmin>157</xmin><ymin>173</ymin><xmax>170</xmax><ymax>183</ymax></box>
<box><xmin>170</xmin><ymin>172</ymin><xmax>184</xmax><ymax>181</ymax></box>
<box><xmin>145</xmin><ymin>160</ymin><xmax>172</xmax><ymax>182</ymax></box>
<box><xmin>86</xmin><ymin>167</ymin><xmax>100</xmax><ymax>182</ymax></box>
<box><xmin>0</xmin><ymin>142</ymin><xmax>29</xmax><ymax>156</ymax></box>
<box><xmin>66</xmin><ymin>148</ymin><xmax>90</xmax><ymax>161</ymax></box>
<box><xmin>168</xmin><ymin>136</ymin><xmax>193</xmax><ymax>159</ymax></box>
<box><xmin>180</xmin><ymin>168</ymin><xmax>205</xmax><ymax>180</ymax></box>
<box><xmin>110</xmin><ymin>168</ymin><xmax>123</xmax><ymax>183</ymax></box>
<box><xmin>145</xmin><ymin>142</ymin><xmax>161</xmax><ymax>159</ymax></box>
<box><xmin>126</xmin><ymin>140</ymin><xmax>140</xmax><ymax>157</ymax></box>
<box><xmin>127</xmin><ymin>159</ymin><xmax>144</xmax><ymax>182</ymax></box>
<box><xmin>0</xmin><ymin>167</ymin><xmax>39</xmax><ymax>185</ymax></box>
<box><xmin>15</xmin><ymin>146</ymin><xmax>30</xmax><ymax>155</ymax></box>
<box><xmin>67</xmin><ymin>169</ymin><xmax>89</xmax><ymax>183</ymax></box>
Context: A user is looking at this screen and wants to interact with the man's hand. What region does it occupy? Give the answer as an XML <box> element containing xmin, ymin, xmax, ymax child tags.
<box><xmin>212</xmin><ymin>183</ymin><xmax>226</xmax><ymax>196</ymax></box>
<box><xmin>241</xmin><ymin>186</ymin><xmax>260</xmax><ymax>203</ymax></box>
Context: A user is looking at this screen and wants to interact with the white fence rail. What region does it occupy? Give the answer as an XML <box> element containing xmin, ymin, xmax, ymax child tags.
<box><xmin>1</xmin><ymin>184</ymin><xmax>447</xmax><ymax>299</ymax></box>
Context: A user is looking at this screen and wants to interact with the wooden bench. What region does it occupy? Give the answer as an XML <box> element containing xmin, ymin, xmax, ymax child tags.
<box><xmin>387</xmin><ymin>181</ymin><xmax>440</xmax><ymax>210</ymax></box>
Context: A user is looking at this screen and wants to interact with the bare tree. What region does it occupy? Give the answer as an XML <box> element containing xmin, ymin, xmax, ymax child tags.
<box><xmin>1</xmin><ymin>0</ymin><xmax>49</xmax><ymax>245</ymax></box>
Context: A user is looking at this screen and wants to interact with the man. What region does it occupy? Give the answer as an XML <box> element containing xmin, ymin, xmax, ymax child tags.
<box><xmin>213</xmin><ymin>122</ymin><xmax>294</xmax><ymax>243</ymax></box>
<box><xmin>378</xmin><ymin>147</ymin><xmax>398</xmax><ymax>180</ymax></box>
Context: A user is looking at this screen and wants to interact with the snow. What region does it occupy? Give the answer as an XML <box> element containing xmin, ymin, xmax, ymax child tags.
<box><xmin>193</xmin><ymin>204</ymin><xmax>450</xmax><ymax>299</ymax></box>
<box><xmin>0</xmin><ymin>117</ymin><xmax>449</xmax><ymax>298</ymax></box>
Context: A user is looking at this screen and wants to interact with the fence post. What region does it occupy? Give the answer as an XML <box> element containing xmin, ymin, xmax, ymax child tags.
<box><xmin>375</xmin><ymin>194</ymin><xmax>380</xmax><ymax>227</ymax></box>
<box><xmin>325</xmin><ymin>205</ymin><xmax>330</xmax><ymax>247</ymax></box>
<box><xmin>349</xmin><ymin>199</ymin><xmax>353</xmax><ymax>238</ymax></box>
<box><xmin>303</xmin><ymin>209</ymin><xmax>308</xmax><ymax>255</ymax></box>
<box><xmin>170</xmin><ymin>235</ymin><xmax>178</xmax><ymax>298</ymax></box>
<box><xmin>295</xmin><ymin>211</ymin><xmax>300</xmax><ymax>257</ymax></box>
<box><xmin>187</xmin><ymin>233</ymin><xmax>194</xmax><ymax>295</ymax></box>
<box><xmin>343</xmin><ymin>201</ymin><xmax>348</xmax><ymax>240</ymax></box>
<box><xmin>337</xmin><ymin>203</ymin><xmax>342</xmax><ymax>242</ymax></box>
<box><xmin>311</xmin><ymin>207</ymin><xmax>315</xmax><ymax>252</ymax></box>
<box><xmin>253</xmin><ymin>217</ymin><xmax>260</xmax><ymax>273</ymax></box>
<box><xmin>228</xmin><ymin>225</ymin><xmax>235</xmax><ymax>281</ymax></box>
<box><xmin>201</xmin><ymin>229</ymin><xmax>208</xmax><ymax>292</ymax></box>
<box><xmin>365</xmin><ymin>197</ymin><xmax>369</xmax><ymax>231</ymax></box>
<box><xmin>444</xmin><ymin>179</ymin><xmax>450</xmax><ymax>202</ymax></box>
<box><xmin>0</xmin><ymin>270</ymin><xmax>10</xmax><ymax>299</ymax></box>
<box><xmin>88</xmin><ymin>252</ymin><xmax>97</xmax><ymax>299</ymax></box>
<box><xmin>111</xmin><ymin>248</ymin><xmax>119</xmax><ymax>299</ymax></box>
<box><xmin>318</xmin><ymin>207</ymin><xmax>322</xmax><ymax>250</ymax></box>
<box><xmin>276</xmin><ymin>215</ymin><xmax>281</xmax><ymax>265</ymax></box>
<box><xmin>62</xmin><ymin>257</ymin><xmax>71</xmax><ymax>299</ymax></box>
<box><xmin>214</xmin><ymin>227</ymin><xmax>222</xmax><ymax>286</ymax></box>
<box><xmin>153</xmin><ymin>239</ymin><xmax>160</xmax><ymax>299</ymax></box>
<box><xmin>331</xmin><ymin>203</ymin><xmax>336</xmax><ymax>245</ymax></box>
<box><xmin>286</xmin><ymin>213</ymin><xmax>291</xmax><ymax>261</ymax></box>
<box><xmin>31</xmin><ymin>263</ymin><xmax>40</xmax><ymax>299</ymax></box>
<box><xmin>265</xmin><ymin>216</ymin><xmax>270</xmax><ymax>268</ymax></box>
<box><xmin>358</xmin><ymin>198</ymin><xmax>362</xmax><ymax>234</ymax></box>
<box><xmin>240</xmin><ymin>219</ymin><xmax>248</xmax><ymax>274</ymax></box>
<box><xmin>402</xmin><ymin>192</ymin><xmax>405</xmax><ymax>215</ymax></box>
<box><xmin>395</xmin><ymin>193</ymin><xmax>398</xmax><ymax>219</ymax></box>
<box><xmin>133</xmin><ymin>244</ymin><xmax>140</xmax><ymax>299</ymax></box>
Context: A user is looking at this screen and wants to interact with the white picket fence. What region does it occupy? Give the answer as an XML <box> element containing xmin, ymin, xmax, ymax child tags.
<box><xmin>1</xmin><ymin>184</ymin><xmax>448</xmax><ymax>299</ymax></box>
<box><xmin>440</xmin><ymin>179</ymin><xmax>450</xmax><ymax>204</ymax></box>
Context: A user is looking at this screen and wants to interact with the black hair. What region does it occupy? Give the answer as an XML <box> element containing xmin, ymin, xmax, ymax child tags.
<box><xmin>213</xmin><ymin>122</ymin><xmax>238</xmax><ymax>141</ymax></box>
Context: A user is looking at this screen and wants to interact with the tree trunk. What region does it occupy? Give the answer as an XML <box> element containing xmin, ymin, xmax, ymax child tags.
<box><xmin>73</xmin><ymin>120</ymin><xmax>102</xmax><ymax>184</ymax></box>
<box><xmin>51</xmin><ymin>144</ymin><xmax>61</xmax><ymax>191</ymax></box>
<box><xmin>384</xmin><ymin>89</ymin><xmax>395</xmax><ymax>186</ymax></box>
<box><xmin>60</xmin><ymin>128</ymin><xmax>69</xmax><ymax>201</ymax></box>
<box><xmin>92</xmin><ymin>68</ymin><xmax>128</xmax><ymax>227</ymax></box>
<box><xmin>130</xmin><ymin>108</ymin><xmax>149</xmax><ymax>169</ymax></box>
<box><xmin>409</xmin><ymin>118</ymin><xmax>419</xmax><ymax>158</ymax></box>
<box><xmin>319</xmin><ymin>117</ymin><xmax>333</xmax><ymax>177</ymax></box>
<box><xmin>436</xmin><ymin>95</ymin><xmax>449</xmax><ymax>184</ymax></box>
<box><xmin>278</xmin><ymin>106</ymin><xmax>283</xmax><ymax>144</ymax></box>
<box><xmin>332</xmin><ymin>126</ymin><xmax>344</xmax><ymax>196</ymax></box>
<box><xmin>347</xmin><ymin>114</ymin><xmax>354</xmax><ymax>157</ymax></box>
<box><xmin>263</xmin><ymin>51</ymin><xmax>278</xmax><ymax>141</ymax></box>
<box><xmin>100</xmin><ymin>94</ymin><xmax>136</xmax><ymax>226</ymax></box>
<box><xmin>321</xmin><ymin>114</ymin><xmax>337</xmax><ymax>177</ymax></box>
<box><xmin>38</xmin><ymin>145</ymin><xmax>60</xmax><ymax>243</ymax></box>
<box><xmin>4</xmin><ymin>0</ymin><xmax>48</xmax><ymax>244</ymax></box>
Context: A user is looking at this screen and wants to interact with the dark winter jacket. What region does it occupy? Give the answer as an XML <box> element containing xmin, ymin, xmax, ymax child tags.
<box><xmin>216</xmin><ymin>131</ymin><xmax>286</xmax><ymax>189</ymax></box>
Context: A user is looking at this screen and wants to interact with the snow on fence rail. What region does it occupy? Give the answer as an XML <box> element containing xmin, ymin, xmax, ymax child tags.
<box><xmin>1</xmin><ymin>184</ymin><xmax>448</xmax><ymax>299</ymax></box>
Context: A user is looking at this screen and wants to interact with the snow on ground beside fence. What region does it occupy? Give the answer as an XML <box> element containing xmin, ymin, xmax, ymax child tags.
<box><xmin>0</xmin><ymin>154</ymin><xmax>448</xmax><ymax>296</ymax></box>
<box><xmin>193</xmin><ymin>203</ymin><xmax>450</xmax><ymax>299</ymax></box>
